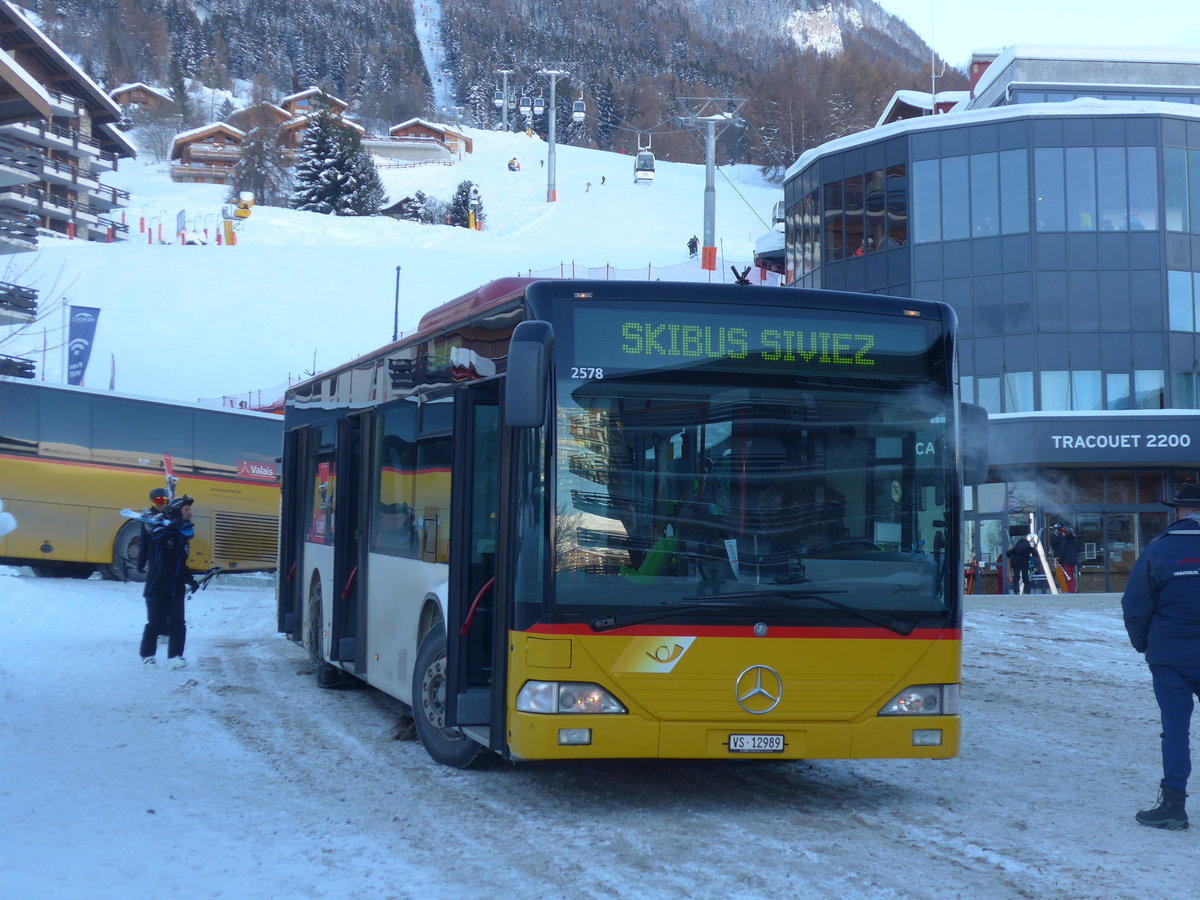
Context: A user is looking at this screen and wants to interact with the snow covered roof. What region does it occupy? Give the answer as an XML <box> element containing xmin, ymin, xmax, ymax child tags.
<box><xmin>0</xmin><ymin>0</ymin><xmax>122</xmax><ymax>122</ymax></box>
<box><xmin>389</xmin><ymin>117</ymin><xmax>462</xmax><ymax>137</ymax></box>
<box><xmin>109</xmin><ymin>82</ymin><xmax>172</xmax><ymax>103</ymax></box>
<box><xmin>170</xmin><ymin>122</ymin><xmax>246</xmax><ymax>159</ymax></box>
<box><xmin>972</xmin><ymin>44</ymin><xmax>1200</xmax><ymax>101</ymax></box>
<box><xmin>788</xmin><ymin>95</ymin><xmax>1200</xmax><ymax>183</ymax></box>
<box><xmin>98</xmin><ymin>121</ymin><xmax>138</xmax><ymax>158</ymax></box>
<box><xmin>875</xmin><ymin>90</ymin><xmax>971</xmax><ymax>127</ymax></box>
<box><xmin>281</xmin><ymin>86</ymin><xmax>348</xmax><ymax>110</ymax></box>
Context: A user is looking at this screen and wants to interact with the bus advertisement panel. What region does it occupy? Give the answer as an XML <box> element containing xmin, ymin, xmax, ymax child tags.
<box><xmin>278</xmin><ymin>278</ymin><xmax>983</xmax><ymax>768</ymax></box>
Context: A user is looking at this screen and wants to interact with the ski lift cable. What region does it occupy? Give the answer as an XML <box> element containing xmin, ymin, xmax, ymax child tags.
<box><xmin>678</xmin><ymin>125</ymin><xmax>772</xmax><ymax>231</ymax></box>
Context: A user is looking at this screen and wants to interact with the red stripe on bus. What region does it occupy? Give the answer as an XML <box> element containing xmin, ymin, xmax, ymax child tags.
<box><xmin>523</xmin><ymin>623</ymin><xmax>961</xmax><ymax>640</ymax></box>
<box><xmin>0</xmin><ymin>452</ymin><xmax>279</xmax><ymax>487</ymax></box>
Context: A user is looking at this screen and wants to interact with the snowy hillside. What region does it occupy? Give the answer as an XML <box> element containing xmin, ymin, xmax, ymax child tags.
<box><xmin>0</xmin><ymin>128</ymin><xmax>781</xmax><ymax>406</ymax></box>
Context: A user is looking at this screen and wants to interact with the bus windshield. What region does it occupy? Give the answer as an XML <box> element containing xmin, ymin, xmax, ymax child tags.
<box><xmin>552</xmin><ymin>310</ymin><xmax>955</xmax><ymax>626</ymax></box>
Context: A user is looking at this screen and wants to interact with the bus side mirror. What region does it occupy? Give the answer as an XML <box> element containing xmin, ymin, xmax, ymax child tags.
<box><xmin>960</xmin><ymin>402</ymin><xmax>989</xmax><ymax>485</ymax></box>
<box><xmin>505</xmin><ymin>320</ymin><xmax>554</xmax><ymax>428</ymax></box>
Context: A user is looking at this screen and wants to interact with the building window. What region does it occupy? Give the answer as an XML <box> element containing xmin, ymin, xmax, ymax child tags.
<box><xmin>913</xmin><ymin>159</ymin><xmax>940</xmax><ymax>243</ymax></box>
<box><xmin>1071</xmin><ymin>370</ymin><xmax>1102</xmax><ymax>410</ymax></box>
<box><xmin>1172</xmin><ymin>372</ymin><xmax>1197</xmax><ymax>408</ymax></box>
<box><xmin>1041</xmin><ymin>370</ymin><xmax>1069</xmax><ymax>410</ymax></box>
<box><xmin>1097</xmin><ymin>147</ymin><xmax>1128</xmax><ymax>231</ymax></box>
<box><xmin>1167</xmin><ymin>270</ymin><xmax>1200</xmax><ymax>331</ymax></box>
<box><xmin>1065</xmin><ymin>147</ymin><xmax>1097</xmax><ymax>231</ymax></box>
<box><xmin>941</xmin><ymin>156</ymin><xmax>970</xmax><ymax>240</ymax></box>
<box><xmin>971</xmin><ymin>152</ymin><xmax>999</xmax><ymax>236</ymax></box>
<box><xmin>1106</xmin><ymin>373</ymin><xmax>1131</xmax><ymax>410</ymax></box>
<box><xmin>1164</xmin><ymin>147</ymin><xmax>1200</xmax><ymax>234</ymax></box>
<box><xmin>999</xmin><ymin>149</ymin><xmax>1029</xmax><ymax>234</ymax></box>
<box><xmin>1004</xmin><ymin>371</ymin><xmax>1034</xmax><ymax>411</ymax></box>
<box><xmin>1134</xmin><ymin>370</ymin><xmax>1165</xmax><ymax>408</ymax></box>
<box><xmin>961</xmin><ymin>374</ymin><xmax>975</xmax><ymax>405</ymax></box>
<box><xmin>1127</xmin><ymin>147</ymin><xmax>1158</xmax><ymax>230</ymax></box>
<box><xmin>1035</xmin><ymin>148</ymin><xmax>1065</xmax><ymax>231</ymax></box>
<box><xmin>977</xmin><ymin>376</ymin><xmax>1001</xmax><ymax>414</ymax></box>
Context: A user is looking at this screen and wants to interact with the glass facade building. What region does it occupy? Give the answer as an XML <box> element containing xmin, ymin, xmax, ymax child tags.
<box><xmin>783</xmin><ymin>46</ymin><xmax>1200</xmax><ymax>592</ymax></box>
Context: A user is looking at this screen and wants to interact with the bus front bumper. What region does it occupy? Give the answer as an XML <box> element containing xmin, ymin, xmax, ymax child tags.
<box><xmin>506</xmin><ymin>711</ymin><xmax>960</xmax><ymax>760</ymax></box>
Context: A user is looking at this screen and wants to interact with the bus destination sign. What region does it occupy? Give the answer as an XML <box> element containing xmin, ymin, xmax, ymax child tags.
<box><xmin>572</xmin><ymin>306</ymin><xmax>936</xmax><ymax>377</ymax></box>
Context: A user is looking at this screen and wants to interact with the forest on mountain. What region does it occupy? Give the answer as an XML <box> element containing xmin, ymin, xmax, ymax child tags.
<box><xmin>29</xmin><ymin>0</ymin><xmax>966</xmax><ymax>168</ymax></box>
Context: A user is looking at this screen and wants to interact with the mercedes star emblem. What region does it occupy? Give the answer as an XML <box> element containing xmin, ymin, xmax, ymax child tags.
<box><xmin>735</xmin><ymin>664</ymin><xmax>783</xmax><ymax>714</ymax></box>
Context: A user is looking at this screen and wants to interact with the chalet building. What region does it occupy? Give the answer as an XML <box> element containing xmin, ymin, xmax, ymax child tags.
<box><xmin>108</xmin><ymin>82</ymin><xmax>173</xmax><ymax>110</ymax></box>
<box><xmin>363</xmin><ymin>117</ymin><xmax>472</xmax><ymax>165</ymax></box>
<box><xmin>280</xmin><ymin>87</ymin><xmax>349</xmax><ymax>118</ymax></box>
<box><xmin>0</xmin><ymin>0</ymin><xmax>134</xmax><ymax>250</ymax></box>
<box><xmin>169</xmin><ymin>122</ymin><xmax>246</xmax><ymax>184</ymax></box>
<box><xmin>0</xmin><ymin>0</ymin><xmax>134</xmax><ymax>378</ymax></box>
<box><xmin>171</xmin><ymin>88</ymin><xmax>368</xmax><ymax>183</ymax></box>
<box><xmin>783</xmin><ymin>45</ymin><xmax>1200</xmax><ymax>592</ymax></box>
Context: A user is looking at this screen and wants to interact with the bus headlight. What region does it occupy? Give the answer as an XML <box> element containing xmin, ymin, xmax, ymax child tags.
<box><xmin>516</xmin><ymin>681</ymin><xmax>627</xmax><ymax>714</ymax></box>
<box><xmin>878</xmin><ymin>684</ymin><xmax>958</xmax><ymax>716</ymax></box>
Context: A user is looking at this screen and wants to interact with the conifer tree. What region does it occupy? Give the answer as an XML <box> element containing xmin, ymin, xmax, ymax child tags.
<box><xmin>291</xmin><ymin>110</ymin><xmax>387</xmax><ymax>216</ymax></box>
<box><xmin>231</xmin><ymin>124</ymin><xmax>291</xmax><ymax>207</ymax></box>
<box><xmin>447</xmin><ymin>180</ymin><xmax>483</xmax><ymax>228</ymax></box>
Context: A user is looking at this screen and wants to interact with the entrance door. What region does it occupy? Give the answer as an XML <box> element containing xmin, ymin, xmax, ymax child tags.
<box><xmin>1106</xmin><ymin>513</ymin><xmax>1136</xmax><ymax>594</ymax></box>
<box><xmin>446</xmin><ymin>380</ymin><xmax>503</xmax><ymax>734</ymax></box>
<box><xmin>330</xmin><ymin>414</ymin><xmax>367</xmax><ymax>670</ymax></box>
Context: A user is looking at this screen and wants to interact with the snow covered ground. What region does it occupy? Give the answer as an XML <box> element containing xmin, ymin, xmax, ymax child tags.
<box><xmin>0</xmin><ymin>566</ymin><xmax>1193</xmax><ymax>899</ymax></box>
<box><xmin>0</xmin><ymin>126</ymin><xmax>780</xmax><ymax>406</ymax></box>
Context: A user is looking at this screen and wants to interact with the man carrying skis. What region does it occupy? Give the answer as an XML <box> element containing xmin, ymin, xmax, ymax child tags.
<box><xmin>139</xmin><ymin>495</ymin><xmax>197</xmax><ymax>669</ymax></box>
<box><xmin>135</xmin><ymin>487</ymin><xmax>170</xmax><ymax>575</ymax></box>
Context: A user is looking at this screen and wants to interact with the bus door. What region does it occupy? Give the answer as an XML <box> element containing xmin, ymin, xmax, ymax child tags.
<box><xmin>330</xmin><ymin>413</ymin><xmax>369</xmax><ymax>673</ymax></box>
<box><xmin>277</xmin><ymin>426</ymin><xmax>308</xmax><ymax>636</ymax></box>
<box><xmin>446</xmin><ymin>379</ymin><xmax>505</xmax><ymax>739</ymax></box>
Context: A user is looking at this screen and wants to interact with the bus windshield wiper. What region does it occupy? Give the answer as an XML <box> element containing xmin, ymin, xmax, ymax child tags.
<box><xmin>681</xmin><ymin>588</ymin><xmax>915</xmax><ymax>636</ymax></box>
<box><xmin>590</xmin><ymin>602</ymin><xmax>771</xmax><ymax>632</ymax></box>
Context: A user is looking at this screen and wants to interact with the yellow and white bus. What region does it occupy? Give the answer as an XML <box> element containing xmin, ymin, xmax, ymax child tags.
<box><xmin>0</xmin><ymin>380</ymin><xmax>281</xmax><ymax>579</ymax></box>
<box><xmin>278</xmin><ymin>278</ymin><xmax>987</xmax><ymax>767</ymax></box>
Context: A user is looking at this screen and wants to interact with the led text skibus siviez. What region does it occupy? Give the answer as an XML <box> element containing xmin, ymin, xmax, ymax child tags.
<box><xmin>277</xmin><ymin>277</ymin><xmax>988</xmax><ymax>767</ymax></box>
<box><xmin>0</xmin><ymin>380</ymin><xmax>282</xmax><ymax>580</ymax></box>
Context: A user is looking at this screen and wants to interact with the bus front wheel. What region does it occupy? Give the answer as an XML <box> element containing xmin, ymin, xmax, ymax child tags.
<box><xmin>412</xmin><ymin>624</ymin><xmax>485</xmax><ymax>769</ymax></box>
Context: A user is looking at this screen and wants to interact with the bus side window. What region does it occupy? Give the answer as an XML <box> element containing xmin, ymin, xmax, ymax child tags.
<box><xmin>372</xmin><ymin>406</ymin><xmax>418</xmax><ymax>557</ymax></box>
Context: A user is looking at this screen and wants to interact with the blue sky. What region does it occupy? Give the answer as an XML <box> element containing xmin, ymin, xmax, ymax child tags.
<box><xmin>874</xmin><ymin>0</ymin><xmax>1200</xmax><ymax>69</ymax></box>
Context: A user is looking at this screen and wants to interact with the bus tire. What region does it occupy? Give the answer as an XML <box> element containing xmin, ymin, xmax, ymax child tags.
<box><xmin>412</xmin><ymin>624</ymin><xmax>486</xmax><ymax>769</ymax></box>
<box><xmin>104</xmin><ymin>520</ymin><xmax>147</xmax><ymax>582</ymax></box>
<box><xmin>31</xmin><ymin>562</ymin><xmax>94</xmax><ymax>579</ymax></box>
<box><xmin>307</xmin><ymin>578</ymin><xmax>343</xmax><ymax>689</ymax></box>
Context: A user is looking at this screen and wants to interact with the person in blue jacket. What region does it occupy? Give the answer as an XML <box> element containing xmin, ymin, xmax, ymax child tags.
<box><xmin>139</xmin><ymin>495</ymin><xmax>198</xmax><ymax>669</ymax></box>
<box><xmin>1121</xmin><ymin>482</ymin><xmax>1200</xmax><ymax>829</ymax></box>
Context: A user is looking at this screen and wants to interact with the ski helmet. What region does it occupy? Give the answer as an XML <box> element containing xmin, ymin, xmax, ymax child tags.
<box><xmin>149</xmin><ymin>488</ymin><xmax>169</xmax><ymax>506</ymax></box>
<box><xmin>165</xmin><ymin>494</ymin><xmax>194</xmax><ymax>519</ymax></box>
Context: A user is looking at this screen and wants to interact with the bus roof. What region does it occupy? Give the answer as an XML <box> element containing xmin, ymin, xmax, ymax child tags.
<box><xmin>288</xmin><ymin>277</ymin><xmax>543</xmax><ymax>395</ymax></box>
<box><xmin>0</xmin><ymin>378</ymin><xmax>282</xmax><ymax>421</ymax></box>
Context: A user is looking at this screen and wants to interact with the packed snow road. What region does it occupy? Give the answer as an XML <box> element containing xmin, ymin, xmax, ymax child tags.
<box><xmin>0</xmin><ymin>569</ymin><xmax>1193</xmax><ymax>899</ymax></box>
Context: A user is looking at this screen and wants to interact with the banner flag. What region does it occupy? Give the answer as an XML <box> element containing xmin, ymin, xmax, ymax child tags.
<box><xmin>67</xmin><ymin>306</ymin><xmax>100</xmax><ymax>386</ymax></box>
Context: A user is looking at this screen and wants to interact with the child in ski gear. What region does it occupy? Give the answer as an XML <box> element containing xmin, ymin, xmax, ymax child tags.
<box><xmin>1122</xmin><ymin>482</ymin><xmax>1200</xmax><ymax>829</ymax></box>
<box><xmin>136</xmin><ymin>487</ymin><xmax>170</xmax><ymax>574</ymax></box>
<box><xmin>140</xmin><ymin>494</ymin><xmax>197</xmax><ymax>667</ymax></box>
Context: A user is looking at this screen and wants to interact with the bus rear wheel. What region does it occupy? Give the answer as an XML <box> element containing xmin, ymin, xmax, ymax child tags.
<box><xmin>31</xmin><ymin>562</ymin><xmax>94</xmax><ymax>578</ymax></box>
<box><xmin>413</xmin><ymin>624</ymin><xmax>486</xmax><ymax>769</ymax></box>
<box><xmin>307</xmin><ymin>579</ymin><xmax>343</xmax><ymax>688</ymax></box>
